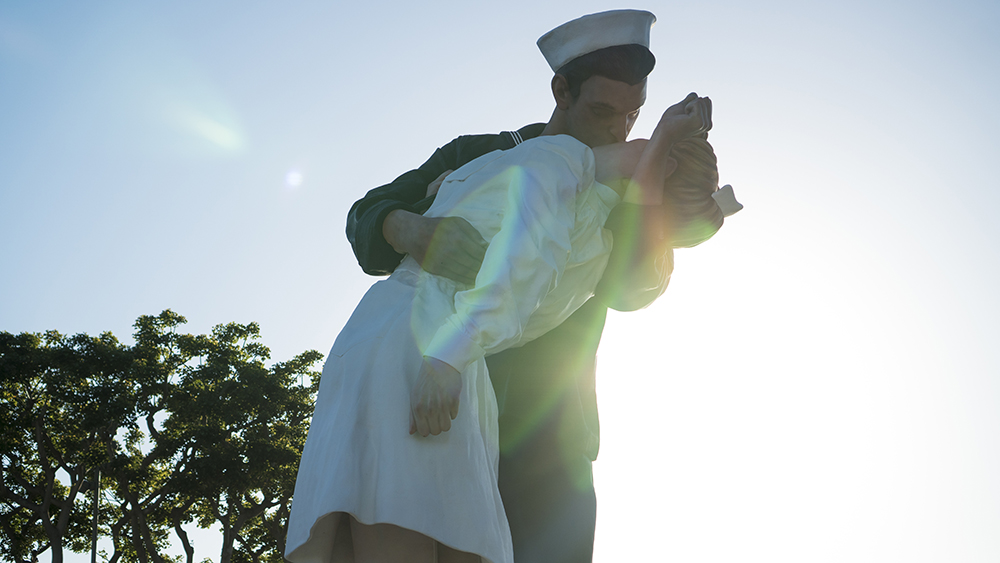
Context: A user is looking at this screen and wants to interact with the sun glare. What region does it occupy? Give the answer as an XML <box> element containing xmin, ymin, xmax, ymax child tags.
<box><xmin>169</xmin><ymin>105</ymin><xmax>245</xmax><ymax>152</ymax></box>
<box><xmin>286</xmin><ymin>169</ymin><xmax>304</xmax><ymax>189</ymax></box>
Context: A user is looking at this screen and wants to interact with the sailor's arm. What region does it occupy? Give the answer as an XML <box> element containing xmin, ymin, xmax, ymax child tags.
<box><xmin>346</xmin><ymin>137</ymin><xmax>486</xmax><ymax>282</ymax></box>
<box><xmin>382</xmin><ymin>204</ymin><xmax>486</xmax><ymax>286</ymax></box>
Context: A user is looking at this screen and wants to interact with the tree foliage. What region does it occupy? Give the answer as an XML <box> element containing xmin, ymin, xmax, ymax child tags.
<box><xmin>0</xmin><ymin>311</ymin><xmax>322</xmax><ymax>563</ymax></box>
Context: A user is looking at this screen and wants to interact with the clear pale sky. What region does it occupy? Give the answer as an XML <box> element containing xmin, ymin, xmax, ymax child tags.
<box><xmin>2</xmin><ymin>1</ymin><xmax>998</xmax><ymax>562</ymax></box>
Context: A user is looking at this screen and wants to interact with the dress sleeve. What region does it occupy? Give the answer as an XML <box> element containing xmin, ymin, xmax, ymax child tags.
<box><xmin>423</xmin><ymin>140</ymin><xmax>593</xmax><ymax>372</ymax></box>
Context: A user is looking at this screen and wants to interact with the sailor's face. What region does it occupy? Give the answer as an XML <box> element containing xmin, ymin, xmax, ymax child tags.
<box><xmin>566</xmin><ymin>76</ymin><xmax>647</xmax><ymax>148</ymax></box>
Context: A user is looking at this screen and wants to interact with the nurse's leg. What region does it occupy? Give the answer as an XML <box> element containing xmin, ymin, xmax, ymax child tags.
<box><xmin>348</xmin><ymin>517</ymin><xmax>480</xmax><ymax>563</ymax></box>
<box><xmin>438</xmin><ymin>544</ymin><xmax>481</xmax><ymax>563</ymax></box>
<box><xmin>349</xmin><ymin>517</ymin><xmax>433</xmax><ymax>562</ymax></box>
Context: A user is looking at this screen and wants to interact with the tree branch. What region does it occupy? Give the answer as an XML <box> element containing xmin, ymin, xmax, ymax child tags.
<box><xmin>0</xmin><ymin>474</ymin><xmax>43</xmax><ymax>513</ymax></box>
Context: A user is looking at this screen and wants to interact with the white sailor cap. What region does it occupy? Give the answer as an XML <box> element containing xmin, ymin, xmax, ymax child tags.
<box><xmin>537</xmin><ymin>9</ymin><xmax>656</xmax><ymax>73</ymax></box>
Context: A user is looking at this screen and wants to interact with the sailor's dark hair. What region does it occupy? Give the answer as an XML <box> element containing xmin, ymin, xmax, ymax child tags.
<box><xmin>555</xmin><ymin>44</ymin><xmax>656</xmax><ymax>99</ymax></box>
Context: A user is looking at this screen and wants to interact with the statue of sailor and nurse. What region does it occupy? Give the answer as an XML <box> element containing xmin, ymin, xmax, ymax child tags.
<box><xmin>284</xmin><ymin>9</ymin><xmax>742</xmax><ymax>563</ymax></box>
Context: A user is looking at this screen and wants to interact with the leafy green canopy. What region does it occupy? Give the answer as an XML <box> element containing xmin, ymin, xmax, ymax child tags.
<box><xmin>0</xmin><ymin>311</ymin><xmax>323</xmax><ymax>563</ymax></box>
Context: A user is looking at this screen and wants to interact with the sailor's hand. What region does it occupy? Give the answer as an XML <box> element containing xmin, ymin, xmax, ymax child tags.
<box><xmin>384</xmin><ymin>211</ymin><xmax>486</xmax><ymax>285</ymax></box>
<box><xmin>410</xmin><ymin>357</ymin><xmax>462</xmax><ymax>437</ymax></box>
<box><xmin>655</xmin><ymin>92</ymin><xmax>712</xmax><ymax>142</ymax></box>
<box><xmin>425</xmin><ymin>169</ymin><xmax>454</xmax><ymax>198</ymax></box>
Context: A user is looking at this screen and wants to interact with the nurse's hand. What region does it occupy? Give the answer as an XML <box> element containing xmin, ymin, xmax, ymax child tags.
<box><xmin>425</xmin><ymin>169</ymin><xmax>454</xmax><ymax>198</ymax></box>
<box><xmin>383</xmin><ymin>211</ymin><xmax>487</xmax><ymax>285</ymax></box>
<box><xmin>655</xmin><ymin>92</ymin><xmax>712</xmax><ymax>143</ymax></box>
<box><xmin>410</xmin><ymin>357</ymin><xmax>462</xmax><ymax>437</ymax></box>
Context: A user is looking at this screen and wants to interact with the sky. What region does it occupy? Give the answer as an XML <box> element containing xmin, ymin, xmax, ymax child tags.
<box><xmin>1</xmin><ymin>1</ymin><xmax>999</xmax><ymax>562</ymax></box>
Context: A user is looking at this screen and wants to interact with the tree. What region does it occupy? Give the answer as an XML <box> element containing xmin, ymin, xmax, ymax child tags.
<box><xmin>158</xmin><ymin>318</ymin><xmax>321</xmax><ymax>563</ymax></box>
<box><xmin>0</xmin><ymin>312</ymin><xmax>322</xmax><ymax>563</ymax></box>
<box><xmin>1</xmin><ymin>329</ymin><xmax>134</xmax><ymax>563</ymax></box>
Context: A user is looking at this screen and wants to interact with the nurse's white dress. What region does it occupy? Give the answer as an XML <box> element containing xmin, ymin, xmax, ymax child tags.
<box><xmin>284</xmin><ymin>135</ymin><xmax>620</xmax><ymax>563</ymax></box>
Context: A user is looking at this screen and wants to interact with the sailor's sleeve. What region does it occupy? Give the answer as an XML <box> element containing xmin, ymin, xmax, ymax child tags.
<box><xmin>346</xmin><ymin>138</ymin><xmax>463</xmax><ymax>275</ymax></box>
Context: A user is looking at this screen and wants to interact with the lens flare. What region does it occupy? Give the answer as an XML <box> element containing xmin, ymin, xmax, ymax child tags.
<box><xmin>168</xmin><ymin>105</ymin><xmax>245</xmax><ymax>153</ymax></box>
<box><xmin>285</xmin><ymin>169</ymin><xmax>304</xmax><ymax>189</ymax></box>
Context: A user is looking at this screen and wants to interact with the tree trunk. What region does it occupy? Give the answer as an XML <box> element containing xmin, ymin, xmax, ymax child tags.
<box><xmin>124</xmin><ymin>490</ymin><xmax>148</xmax><ymax>563</ymax></box>
<box><xmin>47</xmin><ymin>535</ymin><xmax>63</xmax><ymax>563</ymax></box>
<box><xmin>175</xmin><ymin>525</ymin><xmax>194</xmax><ymax>563</ymax></box>
<box><xmin>54</xmin><ymin>479</ymin><xmax>82</xmax><ymax>563</ymax></box>
<box><xmin>107</xmin><ymin>512</ymin><xmax>127</xmax><ymax>563</ymax></box>
<box><xmin>171</xmin><ymin>502</ymin><xmax>196</xmax><ymax>563</ymax></box>
<box><xmin>215</xmin><ymin>502</ymin><xmax>234</xmax><ymax>563</ymax></box>
<box><xmin>33</xmin><ymin>412</ymin><xmax>63</xmax><ymax>563</ymax></box>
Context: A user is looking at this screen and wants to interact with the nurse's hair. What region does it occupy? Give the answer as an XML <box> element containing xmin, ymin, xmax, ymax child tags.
<box><xmin>556</xmin><ymin>44</ymin><xmax>656</xmax><ymax>100</ymax></box>
<box><xmin>664</xmin><ymin>136</ymin><xmax>725</xmax><ymax>248</ymax></box>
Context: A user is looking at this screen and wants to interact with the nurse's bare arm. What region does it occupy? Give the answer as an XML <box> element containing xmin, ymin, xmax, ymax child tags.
<box><xmin>594</xmin><ymin>93</ymin><xmax>712</xmax><ymax>311</ymax></box>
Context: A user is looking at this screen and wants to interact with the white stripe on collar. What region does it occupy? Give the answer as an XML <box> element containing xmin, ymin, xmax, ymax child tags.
<box><xmin>509</xmin><ymin>130</ymin><xmax>524</xmax><ymax>146</ymax></box>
